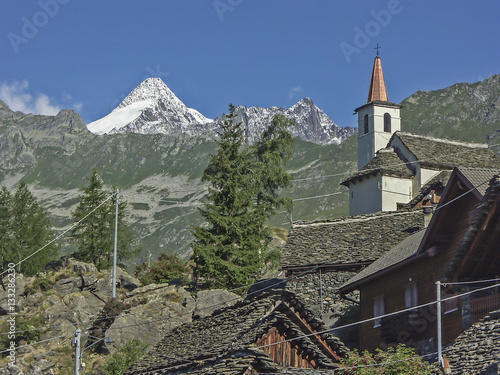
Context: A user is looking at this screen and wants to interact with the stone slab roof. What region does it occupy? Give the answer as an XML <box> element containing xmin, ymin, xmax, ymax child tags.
<box><xmin>433</xmin><ymin>310</ymin><xmax>500</xmax><ymax>375</ymax></box>
<box><xmin>124</xmin><ymin>291</ymin><xmax>348</xmax><ymax>374</ymax></box>
<box><xmin>341</xmin><ymin>148</ymin><xmax>414</xmax><ymax>185</ymax></box>
<box><xmin>281</xmin><ymin>210</ymin><xmax>426</xmax><ymax>269</ymax></box>
<box><xmin>339</xmin><ymin>229</ymin><xmax>426</xmax><ymax>294</ymax></box>
<box><xmin>394</xmin><ymin>132</ymin><xmax>500</xmax><ymax>169</ymax></box>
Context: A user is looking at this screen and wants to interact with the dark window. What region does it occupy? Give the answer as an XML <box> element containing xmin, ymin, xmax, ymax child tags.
<box><xmin>405</xmin><ymin>281</ymin><xmax>418</xmax><ymax>309</ymax></box>
<box><xmin>374</xmin><ymin>295</ymin><xmax>385</xmax><ymax>327</ymax></box>
<box><xmin>364</xmin><ymin>114</ymin><xmax>369</xmax><ymax>134</ymax></box>
<box><xmin>384</xmin><ymin>113</ymin><xmax>391</xmax><ymax>132</ymax></box>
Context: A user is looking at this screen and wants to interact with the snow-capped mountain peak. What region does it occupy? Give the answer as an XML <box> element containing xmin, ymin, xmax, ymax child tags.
<box><xmin>86</xmin><ymin>78</ymin><xmax>356</xmax><ymax>144</ymax></box>
<box><xmin>87</xmin><ymin>78</ymin><xmax>212</xmax><ymax>135</ymax></box>
<box><xmin>227</xmin><ymin>98</ymin><xmax>354</xmax><ymax>145</ymax></box>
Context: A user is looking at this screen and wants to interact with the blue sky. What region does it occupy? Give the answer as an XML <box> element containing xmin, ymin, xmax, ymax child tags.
<box><xmin>1</xmin><ymin>1</ymin><xmax>499</xmax><ymax>128</ymax></box>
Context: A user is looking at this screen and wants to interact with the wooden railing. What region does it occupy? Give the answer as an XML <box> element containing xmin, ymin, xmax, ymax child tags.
<box><xmin>471</xmin><ymin>293</ymin><xmax>500</xmax><ymax>324</ymax></box>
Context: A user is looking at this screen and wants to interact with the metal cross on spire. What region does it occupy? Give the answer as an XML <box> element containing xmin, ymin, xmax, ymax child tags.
<box><xmin>375</xmin><ymin>43</ymin><xmax>381</xmax><ymax>56</ymax></box>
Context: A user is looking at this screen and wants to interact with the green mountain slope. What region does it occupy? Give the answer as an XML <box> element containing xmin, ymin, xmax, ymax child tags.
<box><xmin>401</xmin><ymin>74</ymin><xmax>500</xmax><ymax>143</ymax></box>
<box><xmin>0</xmin><ymin>101</ymin><xmax>356</xmax><ymax>270</ymax></box>
<box><xmin>0</xmin><ymin>73</ymin><xmax>498</xmax><ymax>270</ymax></box>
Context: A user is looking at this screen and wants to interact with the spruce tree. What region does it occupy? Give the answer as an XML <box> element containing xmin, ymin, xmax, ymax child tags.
<box><xmin>0</xmin><ymin>187</ymin><xmax>14</xmax><ymax>279</ymax></box>
<box><xmin>72</xmin><ymin>169</ymin><xmax>134</xmax><ymax>270</ymax></box>
<box><xmin>253</xmin><ymin>114</ymin><xmax>294</xmax><ymax>224</ymax></box>
<box><xmin>192</xmin><ymin>106</ymin><xmax>294</xmax><ymax>291</ymax></box>
<box><xmin>9</xmin><ymin>182</ymin><xmax>57</xmax><ymax>276</ymax></box>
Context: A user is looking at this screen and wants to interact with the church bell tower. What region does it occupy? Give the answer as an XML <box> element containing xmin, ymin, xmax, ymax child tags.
<box><xmin>355</xmin><ymin>50</ymin><xmax>401</xmax><ymax>169</ymax></box>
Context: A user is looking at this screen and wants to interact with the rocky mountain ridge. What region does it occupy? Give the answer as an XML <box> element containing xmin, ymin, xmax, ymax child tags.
<box><xmin>0</xmin><ymin>74</ymin><xmax>498</xmax><ymax>268</ymax></box>
<box><xmin>86</xmin><ymin>78</ymin><xmax>357</xmax><ymax>145</ymax></box>
<box><xmin>230</xmin><ymin>97</ymin><xmax>354</xmax><ymax>145</ymax></box>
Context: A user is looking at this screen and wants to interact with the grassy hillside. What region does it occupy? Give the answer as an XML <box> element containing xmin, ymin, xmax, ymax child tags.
<box><xmin>0</xmin><ymin>73</ymin><xmax>498</xmax><ymax>270</ymax></box>
<box><xmin>401</xmin><ymin>74</ymin><xmax>500</xmax><ymax>144</ymax></box>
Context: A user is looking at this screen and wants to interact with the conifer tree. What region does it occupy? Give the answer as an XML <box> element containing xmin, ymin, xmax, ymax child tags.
<box><xmin>192</xmin><ymin>106</ymin><xmax>293</xmax><ymax>291</ymax></box>
<box><xmin>9</xmin><ymin>182</ymin><xmax>57</xmax><ymax>276</ymax></box>
<box><xmin>72</xmin><ymin>169</ymin><xmax>134</xmax><ymax>270</ymax></box>
<box><xmin>0</xmin><ymin>187</ymin><xmax>14</xmax><ymax>279</ymax></box>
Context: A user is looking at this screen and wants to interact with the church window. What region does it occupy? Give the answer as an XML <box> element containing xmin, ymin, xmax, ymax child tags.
<box><xmin>384</xmin><ymin>113</ymin><xmax>391</xmax><ymax>132</ymax></box>
<box><xmin>364</xmin><ymin>114</ymin><xmax>369</xmax><ymax>134</ymax></box>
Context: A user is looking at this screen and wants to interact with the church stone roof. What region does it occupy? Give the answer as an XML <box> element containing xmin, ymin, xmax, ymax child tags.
<box><xmin>341</xmin><ymin>147</ymin><xmax>414</xmax><ymax>186</ymax></box>
<box><xmin>124</xmin><ymin>291</ymin><xmax>348</xmax><ymax>374</ymax></box>
<box><xmin>281</xmin><ymin>210</ymin><xmax>426</xmax><ymax>269</ymax></box>
<box><xmin>393</xmin><ymin>132</ymin><xmax>500</xmax><ymax>169</ymax></box>
<box><xmin>342</xmin><ymin>133</ymin><xmax>499</xmax><ymax>187</ymax></box>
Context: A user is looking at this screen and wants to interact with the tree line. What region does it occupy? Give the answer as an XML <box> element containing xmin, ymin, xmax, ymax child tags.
<box><xmin>0</xmin><ymin>170</ymin><xmax>135</xmax><ymax>279</ymax></box>
<box><xmin>1</xmin><ymin>107</ymin><xmax>294</xmax><ymax>294</ymax></box>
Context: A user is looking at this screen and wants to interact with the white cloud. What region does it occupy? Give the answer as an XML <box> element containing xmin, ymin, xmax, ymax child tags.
<box><xmin>0</xmin><ymin>80</ymin><xmax>61</xmax><ymax>115</ymax></box>
<box><xmin>288</xmin><ymin>86</ymin><xmax>303</xmax><ymax>100</ymax></box>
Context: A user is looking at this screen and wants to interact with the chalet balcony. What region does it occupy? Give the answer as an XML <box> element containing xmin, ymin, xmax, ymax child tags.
<box><xmin>471</xmin><ymin>292</ymin><xmax>500</xmax><ymax>324</ymax></box>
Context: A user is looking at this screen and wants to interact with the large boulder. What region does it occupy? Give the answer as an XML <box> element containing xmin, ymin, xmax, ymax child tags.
<box><xmin>107</xmin><ymin>284</ymin><xmax>192</xmax><ymax>350</ymax></box>
<box><xmin>0</xmin><ymin>273</ymin><xmax>28</xmax><ymax>314</ymax></box>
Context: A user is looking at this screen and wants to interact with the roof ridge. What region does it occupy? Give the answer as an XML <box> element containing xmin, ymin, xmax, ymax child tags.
<box><xmin>293</xmin><ymin>210</ymin><xmax>420</xmax><ymax>227</ymax></box>
<box><xmin>457</xmin><ymin>166</ymin><xmax>500</xmax><ymax>172</ymax></box>
<box><xmin>396</xmin><ymin>131</ymin><xmax>489</xmax><ymax>148</ymax></box>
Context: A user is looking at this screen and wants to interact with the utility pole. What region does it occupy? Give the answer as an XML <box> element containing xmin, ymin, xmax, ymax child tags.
<box><xmin>73</xmin><ymin>329</ymin><xmax>81</xmax><ymax>375</ymax></box>
<box><xmin>112</xmin><ymin>189</ymin><xmax>119</xmax><ymax>299</ymax></box>
<box><xmin>436</xmin><ymin>281</ymin><xmax>443</xmax><ymax>366</ymax></box>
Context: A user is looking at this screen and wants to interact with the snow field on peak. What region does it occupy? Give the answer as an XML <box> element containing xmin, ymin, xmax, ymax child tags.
<box><xmin>87</xmin><ymin>99</ymin><xmax>153</xmax><ymax>135</ymax></box>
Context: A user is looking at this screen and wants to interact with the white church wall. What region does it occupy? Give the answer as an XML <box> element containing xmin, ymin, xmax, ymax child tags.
<box><xmin>380</xmin><ymin>176</ymin><xmax>413</xmax><ymax>211</ymax></box>
<box><xmin>349</xmin><ymin>175</ymin><xmax>382</xmax><ymax>216</ymax></box>
<box><xmin>418</xmin><ymin>167</ymin><xmax>441</xmax><ymax>190</ymax></box>
<box><xmin>357</xmin><ymin>104</ymin><xmax>401</xmax><ymax>169</ymax></box>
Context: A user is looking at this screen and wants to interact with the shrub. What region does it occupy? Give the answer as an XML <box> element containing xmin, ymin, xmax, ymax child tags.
<box><xmin>100</xmin><ymin>339</ymin><xmax>147</xmax><ymax>375</ymax></box>
<box><xmin>135</xmin><ymin>252</ymin><xmax>188</xmax><ymax>285</ymax></box>
<box><xmin>24</xmin><ymin>276</ymin><xmax>51</xmax><ymax>295</ymax></box>
<box><xmin>339</xmin><ymin>344</ymin><xmax>432</xmax><ymax>375</ymax></box>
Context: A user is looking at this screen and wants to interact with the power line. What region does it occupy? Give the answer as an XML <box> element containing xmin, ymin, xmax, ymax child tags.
<box><xmin>0</xmin><ymin>333</ymin><xmax>70</xmax><ymax>355</ymax></box>
<box><xmin>0</xmin><ymin>264</ymin><xmax>319</xmax><ymax>337</ymax></box>
<box><xmin>3</xmin><ymin>176</ymin><xmax>488</xmax><ymax>337</ymax></box>
<box><xmin>0</xmin><ymin>193</ymin><xmax>115</xmax><ymax>278</ymax></box>
<box><xmin>257</xmin><ymin>282</ymin><xmax>500</xmax><ymax>352</ymax></box>
<box><xmin>3</xmin><ymin>174</ymin><xmax>491</xmax><ymax>338</ymax></box>
<box><xmin>130</xmin><ymin>282</ymin><xmax>500</xmax><ymax>374</ymax></box>
<box><xmin>293</xmin><ymin>192</ymin><xmax>345</xmax><ymax>201</ymax></box>
<box><xmin>292</xmin><ymin>142</ymin><xmax>500</xmax><ymax>182</ymax></box>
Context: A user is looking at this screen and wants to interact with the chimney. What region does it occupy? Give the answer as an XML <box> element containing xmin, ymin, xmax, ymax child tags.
<box><xmin>423</xmin><ymin>205</ymin><xmax>433</xmax><ymax>227</ymax></box>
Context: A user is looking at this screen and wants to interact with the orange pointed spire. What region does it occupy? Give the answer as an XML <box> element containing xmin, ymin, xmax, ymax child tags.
<box><xmin>367</xmin><ymin>56</ymin><xmax>389</xmax><ymax>103</ymax></box>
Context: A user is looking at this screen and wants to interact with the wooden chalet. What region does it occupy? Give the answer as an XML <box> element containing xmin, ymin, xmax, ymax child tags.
<box><xmin>339</xmin><ymin>167</ymin><xmax>500</xmax><ymax>354</ymax></box>
<box><xmin>123</xmin><ymin>291</ymin><xmax>348</xmax><ymax>374</ymax></box>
